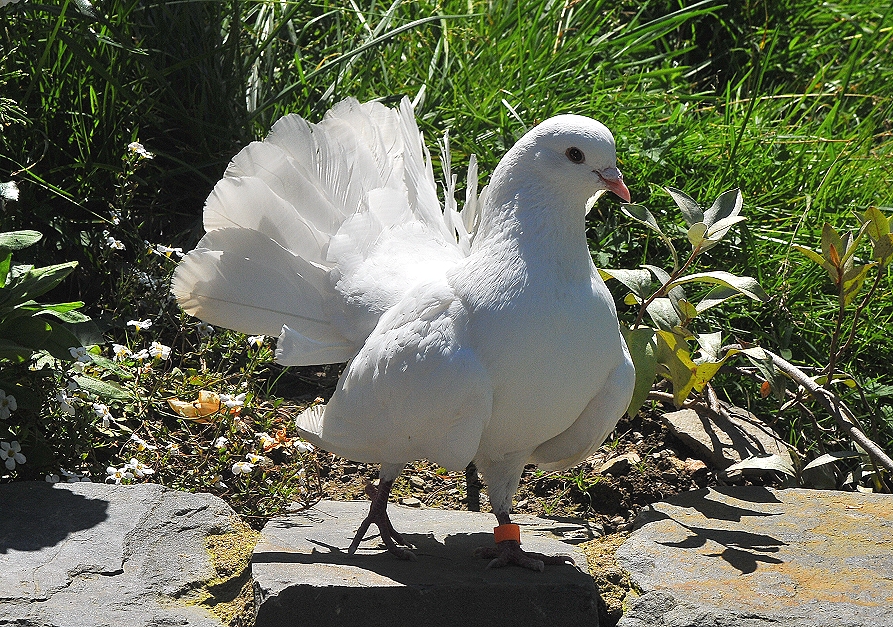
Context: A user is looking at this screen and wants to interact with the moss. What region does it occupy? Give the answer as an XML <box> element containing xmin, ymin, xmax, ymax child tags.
<box><xmin>582</xmin><ymin>531</ymin><xmax>633</xmax><ymax>627</ymax></box>
<box><xmin>182</xmin><ymin>517</ymin><xmax>260</xmax><ymax>626</ymax></box>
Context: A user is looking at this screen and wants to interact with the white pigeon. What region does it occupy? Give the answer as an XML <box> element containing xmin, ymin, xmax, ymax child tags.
<box><xmin>172</xmin><ymin>97</ymin><xmax>635</xmax><ymax>571</ymax></box>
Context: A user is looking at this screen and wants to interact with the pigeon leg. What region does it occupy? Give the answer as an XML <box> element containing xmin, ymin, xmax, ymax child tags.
<box><xmin>474</xmin><ymin>512</ymin><xmax>574</xmax><ymax>572</ymax></box>
<box><xmin>348</xmin><ymin>477</ymin><xmax>416</xmax><ymax>560</ymax></box>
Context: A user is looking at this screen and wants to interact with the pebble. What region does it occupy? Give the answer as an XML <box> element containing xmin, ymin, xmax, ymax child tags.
<box><xmin>408</xmin><ymin>475</ymin><xmax>426</xmax><ymax>490</ymax></box>
<box><xmin>400</xmin><ymin>497</ymin><xmax>422</xmax><ymax>507</ymax></box>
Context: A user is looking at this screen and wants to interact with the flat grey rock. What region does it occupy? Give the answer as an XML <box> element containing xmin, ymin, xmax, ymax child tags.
<box><xmin>661</xmin><ymin>407</ymin><xmax>793</xmax><ymax>472</ymax></box>
<box><xmin>252</xmin><ymin>499</ymin><xmax>601</xmax><ymax>627</ymax></box>
<box><xmin>0</xmin><ymin>481</ymin><xmax>239</xmax><ymax>627</ymax></box>
<box><xmin>616</xmin><ymin>486</ymin><xmax>893</xmax><ymax>627</ymax></box>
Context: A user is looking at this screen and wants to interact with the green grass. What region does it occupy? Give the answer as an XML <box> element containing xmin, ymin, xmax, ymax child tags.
<box><xmin>1</xmin><ymin>0</ymin><xmax>891</xmax><ymax>515</ymax></box>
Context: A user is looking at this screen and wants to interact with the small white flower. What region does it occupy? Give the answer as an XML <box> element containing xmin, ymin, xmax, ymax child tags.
<box><xmin>220</xmin><ymin>392</ymin><xmax>246</xmax><ymax>410</ymax></box>
<box><xmin>61</xmin><ymin>469</ymin><xmax>91</xmax><ymax>483</ymax></box>
<box><xmin>69</xmin><ymin>346</ymin><xmax>93</xmax><ymax>363</ymax></box>
<box><xmin>45</xmin><ymin>473</ymin><xmax>60</xmax><ymax>483</ymax></box>
<box><xmin>247</xmin><ymin>335</ymin><xmax>265</xmax><ymax>348</ymax></box>
<box><xmin>231</xmin><ymin>461</ymin><xmax>254</xmax><ymax>475</ymax></box>
<box><xmin>106</xmin><ymin>465</ymin><xmax>133</xmax><ymax>484</ymax></box>
<box><xmin>127</xmin><ymin>318</ymin><xmax>153</xmax><ymax>332</ymax></box>
<box><xmin>131</xmin><ymin>348</ymin><xmax>150</xmax><ymax>361</ymax></box>
<box><xmin>196</xmin><ymin>321</ymin><xmax>214</xmax><ymax>337</ymax></box>
<box><xmin>0</xmin><ymin>181</ymin><xmax>19</xmax><ymax>201</ymax></box>
<box><xmin>0</xmin><ymin>440</ymin><xmax>26</xmax><ymax>470</ymax></box>
<box><xmin>257</xmin><ymin>432</ymin><xmax>276</xmax><ymax>449</ymax></box>
<box><xmin>213</xmin><ymin>436</ymin><xmax>229</xmax><ymax>450</ymax></box>
<box><xmin>55</xmin><ymin>391</ymin><xmax>76</xmax><ymax>416</ymax></box>
<box><xmin>112</xmin><ymin>344</ymin><xmax>133</xmax><ymax>361</ymax></box>
<box><xmin>210</xmin><ymin>473</ymin><xmax>228</xmax><ymax>489</ymax></box>
<box><xmin>125</xmin><ymin>458</ymin><xmax>155</xmax><ymax>478</ymax></box>
<box><xmin>105</xmin><ymin>234</ymin><xmax>125</xmax><ymax>251</ymax></box>
<box><xmin>130</xmin><ymin>435</ymin><xmax>157</xmax><ymax>451</ymax></box>
<box><xmin>0</xmin><ymin>389</ymin><xmax>17</xmax><ymax>420</ymax></box>
<box><xmin>109</xmin><ymin>210</ymin><xmax>121</xmax><ymax>225</ymax></box>
<box><xmin>148</xmin><ymin>341</ymin><xmax>171</xmax><ymax>360</ymax></box>
<box><xmin>245</xmin><ymin>452</ymin><xmax>264</xmax><ymax>464</ymax></box>
<box><xmin>127</xmin><ymin>141</ymin><xmax>155</xmax><ymax>160</ymax></box>
<box><xmin>150</xmin><ymin>243</ymin><xmax>184</xmax><ymax>259</ymax></box>
<box><xmin>92</xmin><ymin>402</ymin><xmax>113</xmax><ymax>428</ymax></box>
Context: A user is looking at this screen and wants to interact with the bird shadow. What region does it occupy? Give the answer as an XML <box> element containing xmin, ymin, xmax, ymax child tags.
<box><xmin>0</xmin><ymin>482</ymin><xmax>110</xmax><ymax>553</ymax></box>
<box><xmin>254</xmin><ymin>521</ymin><xmax>592</xmax><ymax>586</ymax></box>
<box><xmin>633</xmin><ymin>486</ymin><xmax>787</xmax><ymax>575</ymax></box>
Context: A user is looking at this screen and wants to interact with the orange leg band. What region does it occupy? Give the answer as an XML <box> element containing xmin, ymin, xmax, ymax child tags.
<box><xmin>493</xmin><ymin>523</ymin><xmax>521</xmax><ymax>544</ymax></box>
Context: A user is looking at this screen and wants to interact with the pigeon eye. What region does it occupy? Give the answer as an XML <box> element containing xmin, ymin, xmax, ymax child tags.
<box><xmin>565</xmin><ymin>147</ymin><xmax>585</xmax><ymax>163</ymax></box>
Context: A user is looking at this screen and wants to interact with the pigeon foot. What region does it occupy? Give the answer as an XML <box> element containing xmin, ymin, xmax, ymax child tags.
<box><xmin>474</xmin><ymin>540</ymin><xmax>574</xmax><ymax>571</ymax></box>
<box><xmin>347</xmin><ymin>479</ymin><xmax>416</xmax><ymax>560</ymax></box>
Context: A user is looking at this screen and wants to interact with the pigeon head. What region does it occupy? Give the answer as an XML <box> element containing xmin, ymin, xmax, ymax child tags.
<box><xmin>501</xmin><ymin>114</ymin><xmax>631</xmax><ymax>208</ymax></box>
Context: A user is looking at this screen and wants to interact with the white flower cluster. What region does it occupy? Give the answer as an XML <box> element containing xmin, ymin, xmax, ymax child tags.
<box><xmin>106</xmin><ymin>458</ymin><xmax>155</xmax><ymax>484</ymax></box>
<box><xmin>127</xmin><ymin>141</ymin><xmax>155</xmax><ymax>160</ymax></box>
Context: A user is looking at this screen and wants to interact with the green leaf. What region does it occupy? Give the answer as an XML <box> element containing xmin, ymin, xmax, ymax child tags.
<box><xmin>871</xmin><ymin>233</ymin><xmax>893</xmax><ymax>265</ymax></box>
<box><xmin>667</xmin><ymin>271</ymin><xmax>768</xmax><ymax>302</ymax></box>
<box><xmin>89</xmin><ymin>354</ymin><xmax>136</xmax><ymax>380</ymax></box>
<box><xmin>696</xmin><ymin>285</ymin><xmax>745</xmax><ymax>314</ymax></box>
<box><xmin>705</xmin><ymin>214</ymin><xmax>747</xmax><ymax>240</ymax></box>
<box><xmin>646</xmin><ymin>297</ymin><xmax>682</xmax><ymax>331</ymax></box>
<box><xmin>842</xmin><ymin>263</ymin><xmax>874</xmax><ymax>307</ymax></box>
<box><xmin>16</xmin><ymin>300</ymin><xmax>90</xmax><ymax>323</ymax></box>
<box><xmin>742</xmin><ymin>347</ymin><xmax>785</xmax><ymax>401</ymax></box>
<box><xmin>73</xmin><ymin>375</ymin><xmax>134</xmax><ymax>402</ymax></box>
<box><xmin>725</xmin><ymin>454</ymin><xmax>795</xmax><ymax>477</ymax></box>
<box><xmin>664</xmin><ymin>187</ymin><xmax>702</xmax><ymax>226</ymax></box>
<box><xmin>862</xmin><ymin>207</ymin><xmax>893</xmax><ymax>265</ymax></box>
<box><xmin>621</xmin><ymin>204</ymin><xmax>679</xmax><ymax>268</ymax></box>
<box><xmin>694</xmin><ymin>331</ymin><xmax>723</xmax><ymax>363</ymax></box>
<box><xmin>622</xmin><ymin>326</ymin><xmax>658</xmax><ymax>417</ymax></box>
<box><xmin>655</xmin><ymin>330</ymin><xmax>698</xmax><ymax>406</ymax></box>
<box><xmin>862</xmin><ymin>206</ymin><xmax>890</xmax><ymax>239</ymax></box>
<box><xmin>0</xmin><ymin>261</ymin><xmax>79</xmax><ymax>308</ymax></box>
<box><xmin>687</xmin><ymin>222</ymin><xmax>707</xmax><ymax>248</ymax></box>
<box><xmin>702</xmin><ymin>188</ymin><xmax>743</xmax><ymax>229</ymax></box>
<box><xmin>40</xmin><ymin>321</ymin><xmax>87</xmax><ymax>361</ymax></box>
<box><xmin>675</xmin><ymin>298</ymin><xmax>698</xmax><ymax>322</ymax></box>
<box><xmin>0</xmin><ymin>252</ymin><xmax>10</xmax><ymax>289</ymax></box>
<box><xmin>599</xmin><ymin>268</ymin><xmax>654</xmax><ymax>300</ymax></box>
<box><xmin>803</xmin><ymin>451</ymin><xmax>862</xmax><ymax>472</ymax></box>
<box><xmin>793</xmin><ymin>244</ymin><xmax>837</xmax><ymax>280</ymax></box>
<box><xmin>621</xmin><ymin>203</ymin><xmax>665</xmax><ymax>235</ymax></box>
<box><xmin>0</xmin><ymin>230</ymin><xmax>43</xmax><ymax>251</ymax></box>
<box><xmin>821</xmin><ymin>223</ymin><xmax>844</xmax><ymax>268</ymax></box>
<box><xmin>0</xmin><ymin>316</ymin><xmax>53</xmax><ymax>357</ymax></box>
<box><xmin>0</xmin><ymin>338</ymin><xmax>37</xmax><ymax>361</ymax></box>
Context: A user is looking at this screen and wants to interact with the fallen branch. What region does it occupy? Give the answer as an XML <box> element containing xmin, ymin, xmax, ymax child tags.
<box><xmin>725</xmin><ymin>344</ymin><xmax>893</xmax><ymax>473</ymax></box>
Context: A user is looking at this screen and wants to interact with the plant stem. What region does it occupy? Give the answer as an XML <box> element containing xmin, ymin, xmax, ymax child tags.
<box><xmin>633</xmin><ymin>244</ymin><xmax>701</xmax><ymax>329</ymax></box>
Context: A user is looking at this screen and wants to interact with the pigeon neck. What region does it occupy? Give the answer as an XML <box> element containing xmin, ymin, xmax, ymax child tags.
<box><xmin>475</xmin><ymin>179</ymin><xmax>592</xmax><ymax>284</ymax></box>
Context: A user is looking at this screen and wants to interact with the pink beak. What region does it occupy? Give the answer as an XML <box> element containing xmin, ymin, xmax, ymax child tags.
<box><xmin>597</xmin><ymin>167</ymin><xmax>631</xmax><ymax>203</ymax></box>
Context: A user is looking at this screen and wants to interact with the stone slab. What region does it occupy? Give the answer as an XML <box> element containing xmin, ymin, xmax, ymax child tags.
<box><xmin>661</xmin><ymin>407</ymin><xmax>793</xmax><ymax>472</ymax></box>
<box><xmin>616</xmin><ymin>486</ymin><xmax>893</xmax><ymax>627</ymax></box>
<box><xmin>252</xmin><ymin>499</ymin><xmax>602</xmax><ymax>627</ymax></box>
<box><xmin>0</xmin><ymin>481</ymin><xmax>239</xmax><ymax>627</ymax></box>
